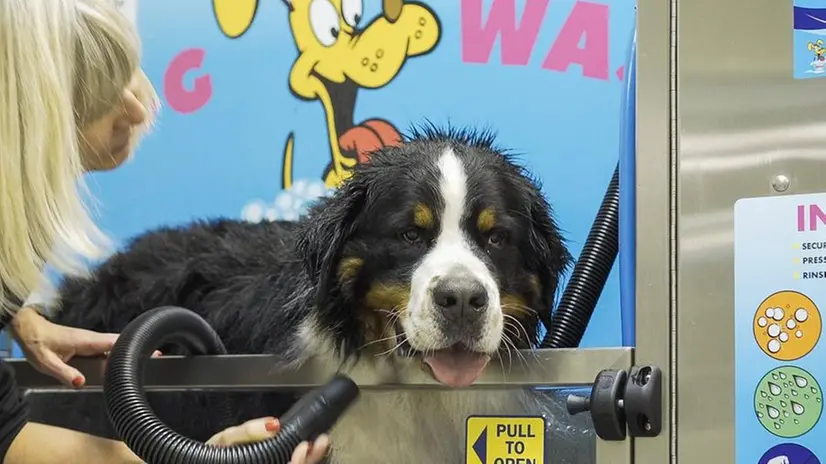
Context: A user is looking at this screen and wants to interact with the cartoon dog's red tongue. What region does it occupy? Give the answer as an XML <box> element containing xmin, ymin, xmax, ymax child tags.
<box><xmin>424</xmin><ymin>345</ymin><xmax>490</xmax><ymax>387</ymax></box>
<box><xmin>339</xmin><ymin>119</ymin><xmax>402</xmax><ymax>163</ymax></box>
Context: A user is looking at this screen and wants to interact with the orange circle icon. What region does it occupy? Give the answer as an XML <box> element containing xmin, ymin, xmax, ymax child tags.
<box><xmin>753</xmin><ymin>291</ymin><xmax>822</xmax><ymax>361</ymax></box>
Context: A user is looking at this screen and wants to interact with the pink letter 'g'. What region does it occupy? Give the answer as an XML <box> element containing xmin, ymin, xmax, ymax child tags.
<box><xmin>164</xmin><ymin>48</ymin><xmax>212</xmax><ymax>114</ymax></box>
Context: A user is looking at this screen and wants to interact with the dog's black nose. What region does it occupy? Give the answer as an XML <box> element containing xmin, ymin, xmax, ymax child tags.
<box><xmin>432</xmin><ymin>276</ymin><xmax>488</xmax><ymax>321</ymax></box>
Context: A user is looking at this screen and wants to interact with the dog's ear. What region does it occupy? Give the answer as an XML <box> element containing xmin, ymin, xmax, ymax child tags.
<box><xmin>523</xmin><ymin>186</ymin><xmax>572</xmax><ymax>326</ymax></box>
<box><xmin>295</xmin><ymin>176</ymin><xmax>368</xmax><ymax>299</ymax></box>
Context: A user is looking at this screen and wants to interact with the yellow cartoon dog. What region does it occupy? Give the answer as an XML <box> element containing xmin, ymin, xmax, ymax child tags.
<box><xmin>809</xmin><ymin>39</ymin><xmax>826</xmax><ymax>61</ymax></box>
<box><xmin>213</xmin><ymin>0</ymin><xmax>441</xmax><ymax>189</ymax></box>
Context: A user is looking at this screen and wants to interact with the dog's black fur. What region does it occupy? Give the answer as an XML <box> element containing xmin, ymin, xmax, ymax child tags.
<box><xmin>26</xmin><ymin>126</ymin><xmax>571</xmax><ymax>450</ymax></box>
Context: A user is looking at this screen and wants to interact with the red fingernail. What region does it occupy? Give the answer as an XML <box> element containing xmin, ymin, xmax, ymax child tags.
<box><xmin>71</xmin><ymin>377</ymin><xmax>83</xmax><ymax>387</ymax></box>
<box><xmin>265</xmin><ymin>419</ymin><xmax>279</xmax><ymax>432</ymax></box>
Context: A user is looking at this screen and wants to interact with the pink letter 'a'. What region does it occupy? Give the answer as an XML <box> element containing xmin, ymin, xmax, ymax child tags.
<box><xmin>164</xmin><ymin>48</ymin><xmax>212</xmax><ymax>114</ymax></box>
<box><xmin>543</xmin><ymin>1</ymin><xmax>609</xmax><ymax>80</ymax></box>
<box><xmin>461</xmin><ymin>0</ymin><xmax>550</xmax><ymax>65</ymax></box>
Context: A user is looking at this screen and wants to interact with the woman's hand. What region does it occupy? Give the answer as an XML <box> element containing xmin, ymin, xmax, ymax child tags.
<box><xmin>207</xmin><ymin>417</ymin><xmax>331</xmax><ymax>464</ymax></box>
<box><xmin>11</xmin><ymin>306</ymin><xmax>119</xmax><ymax>387</ymax></box>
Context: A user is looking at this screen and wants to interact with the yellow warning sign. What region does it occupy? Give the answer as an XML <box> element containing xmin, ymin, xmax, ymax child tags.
<box><xmin>465</xmin><ymin>415</ymin><xmax>546</xmax><ymax>464</ymax></box>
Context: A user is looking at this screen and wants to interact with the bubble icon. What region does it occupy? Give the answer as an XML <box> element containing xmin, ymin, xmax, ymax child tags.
<box><xmin>768</xmin><ymin>324</ymin><xmax>782</xmax><ymax>337</ymax></box>
<box><xmin>754</xmin><ymin>366</ymin><xmax>823</xmax><ymax>438</ymax></box>
<box><xmin>753</xmin><ymin>291</ymin><xmax>822</xmax><ymax>361</ymax></box>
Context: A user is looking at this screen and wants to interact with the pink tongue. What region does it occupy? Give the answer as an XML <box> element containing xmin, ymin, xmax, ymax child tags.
<box><xmin>424</xmin><ymin>345</ymin><xmax>491</xmax><ymax>387</ymax></box>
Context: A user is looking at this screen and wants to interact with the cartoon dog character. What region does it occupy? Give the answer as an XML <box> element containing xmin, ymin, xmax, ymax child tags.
<box><xmin>213</xmin><ymin>0</ymin><xmax>442</xmax><ymax>189</ymax></box>
<box><xmin>809</xmin><ymin>39</ymin><xmax>826</xmax><ymax>61</ymax></box>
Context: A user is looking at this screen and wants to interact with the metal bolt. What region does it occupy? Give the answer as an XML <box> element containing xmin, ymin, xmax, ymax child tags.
<box><xmin>772</xmin><ymin>174</ymin><xmax>790</xmax><ymax>192</ymax></box>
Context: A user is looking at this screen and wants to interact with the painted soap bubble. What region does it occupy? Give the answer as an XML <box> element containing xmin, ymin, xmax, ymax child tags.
<box><xmin>754</xmin><ymin>366</ymin><xmax>823</xmax><ymax>438</ymax></box>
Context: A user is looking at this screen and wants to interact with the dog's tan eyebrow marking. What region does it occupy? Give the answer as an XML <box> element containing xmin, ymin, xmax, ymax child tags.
<box><xmin>477</xmin><ymin>208</ymin><xmax>496</xmax><ymax>233</ymax></box>
<box><xmin>364</xmin><ymin>284</ymin><xmax>411</xmax><ymax>314</ymax></box>
<box><xmin>337</xmin><ymin>257</ymin><xmax>364</xmax><ymax>282</ymax></box>
<box><xmin>413</xmin><ymin>203</ymin><xmax>434</xmax><ymax>229</ymax></box>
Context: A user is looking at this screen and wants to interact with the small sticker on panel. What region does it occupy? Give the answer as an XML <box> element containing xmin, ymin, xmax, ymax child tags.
<box><xmin>794</xmin><ymin>0</ymin><xmax>826</xmax><ymax>78</ymax></box>
<box><xmin>465</xmin><ymin>416</ymin><xmax>546</xmax><ymax>464</ymax></box>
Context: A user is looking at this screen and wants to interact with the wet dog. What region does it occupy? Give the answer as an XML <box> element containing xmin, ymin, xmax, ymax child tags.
<box><xmin>28</xmin><ymin>126</ymin><xmax>571</xmax><ymax>463</ymax></box>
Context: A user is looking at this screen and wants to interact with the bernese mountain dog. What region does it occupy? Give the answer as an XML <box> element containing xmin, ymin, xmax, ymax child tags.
<box><xmin>27</xmin><ymin>126</ymin><xmax>571</xmax><ymax>464</ymax></box>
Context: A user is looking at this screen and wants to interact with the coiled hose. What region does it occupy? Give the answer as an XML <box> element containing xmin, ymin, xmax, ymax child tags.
<box><xmin>104</xmin><ymin>306</ymin><xmax>359</xmax><ymax>464</ymax></box>
<box><xmin>541</xmin><ymin>164</ymin><xmax>620</xmax><ymax>349</ymax></box>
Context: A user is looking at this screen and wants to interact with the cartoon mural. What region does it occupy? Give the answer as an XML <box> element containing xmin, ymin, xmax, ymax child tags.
<box><xmin>213</xmin><ymin>0</ymin><xmax>441</xmax><ymax>189</ymax></box>
<box><xmin>1</xmin><ymin>0</ymin><xmax>638</xmax><ymax>357</ymax></box>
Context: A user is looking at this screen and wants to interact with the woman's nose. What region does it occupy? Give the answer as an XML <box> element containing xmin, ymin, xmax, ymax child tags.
<box><xmin>123</xmin><ymin>90</ymin><xmax>148</xmax><ymax>126</ymax></box>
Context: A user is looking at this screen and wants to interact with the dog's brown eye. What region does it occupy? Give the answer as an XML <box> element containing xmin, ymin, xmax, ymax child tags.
<box><xmin>402</xmin><ymin>229</ymin><xmax>421</xmax><ymax>243</ymax></box>
<box><xmin>488</xmin><ymin>230</ymin><xmax>506</xmax><ymax>247</ymax></box>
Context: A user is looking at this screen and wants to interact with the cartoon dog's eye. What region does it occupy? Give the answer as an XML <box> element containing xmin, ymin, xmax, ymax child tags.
<box><xmin>309</xmin><ymin>0</ymin><xmax>340</xmax><ymax>47</ymax></box>
<box><xmin>341</xmin><ymin>0</ymin><xmax>363</xmax><ymax>28</ymax></box>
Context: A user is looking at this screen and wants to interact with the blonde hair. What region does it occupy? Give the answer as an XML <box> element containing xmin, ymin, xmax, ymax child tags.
<box><xmin>0</xmin><ymin>0</ymin><xmax>159</xmax><ymax>315</ymax></box>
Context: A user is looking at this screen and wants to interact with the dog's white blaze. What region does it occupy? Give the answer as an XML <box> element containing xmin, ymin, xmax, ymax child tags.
<box><xmin>405</xmin><ymin>147</ymin><xmax>503</xmax><ymax>352</ymax></box>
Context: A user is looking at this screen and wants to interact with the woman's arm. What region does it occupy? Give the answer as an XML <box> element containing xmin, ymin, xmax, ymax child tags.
<box><xmin>1</xmin><ymin>360</ymin><xmax>328</xmax><ymax>463</ymax></box>
<box><xmin>5</xmin><ymin>423</ymin><xmax>142</xmax><ymax>464</ymax></box>
<box><xmin>1</xmin><ymin>355</ymin><xmax>138</xmax><ymax>463</ymax></box>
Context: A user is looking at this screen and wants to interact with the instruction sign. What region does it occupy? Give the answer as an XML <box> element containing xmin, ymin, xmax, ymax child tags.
<box><xmin>735</xmin><ymin>194</ymin><xmax>825</xmax><ymax>464</ymax></box>
<box><xmin>465</xmin><ymin>416</ymin><xmax>546</xmax><ymax>464</ymax></box>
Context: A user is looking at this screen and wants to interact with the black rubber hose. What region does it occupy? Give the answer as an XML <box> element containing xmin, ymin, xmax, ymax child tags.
<box><xmin>542</xmin><ymin>163</ymin><xmax>619</xmax><ymax>349</ymax></box>
<box><xmin>103</xmin><ymin>306</ymin><xmax>359</xmax><ymax>464</ymax></box>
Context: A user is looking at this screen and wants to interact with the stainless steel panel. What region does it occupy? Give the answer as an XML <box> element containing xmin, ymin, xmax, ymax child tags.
<box><xmin>25</xmin><ymin>387</ymin><xmax>616</xmax><ymax>464</ymax></box>
<box><xmin>676</xmin><ymin>0</ymin><xmax>826</xmax><ymax>461</ymax></box>
<box><xmin>597</xmin><ymin>440</ymin><xmax>633</xmax><ymax>464</ymax></box>
<box><xmin>634</xmin><ymin>0</ymin><xmax>676</xmax><ymax>462</ymax></box>
<box><xmin>11</xmin><ymin>348</ymin><xmax>631</xmax><ymax>391</ymax></box>
<box><xmin>15</xmin><ymin>348</ymin><xmax>633</xmax><ymax>463</ymax></box>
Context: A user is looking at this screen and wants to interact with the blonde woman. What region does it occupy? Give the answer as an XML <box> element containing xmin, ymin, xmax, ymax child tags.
<box><xmin>0</xmin><ymin>1</ymin><xmax>329</xmax><ymax>462</ymax></box>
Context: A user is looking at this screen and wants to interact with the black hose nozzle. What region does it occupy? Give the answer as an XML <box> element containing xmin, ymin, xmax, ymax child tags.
<box><xmin>279</xmin><ymin>374</ymin><xmax>359</xmax><ymax>442</ymax></box>
<box><xmin>103</xmin><ymin>306</ymin><xmax>360</xmax><ymax>464</ymax></box>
